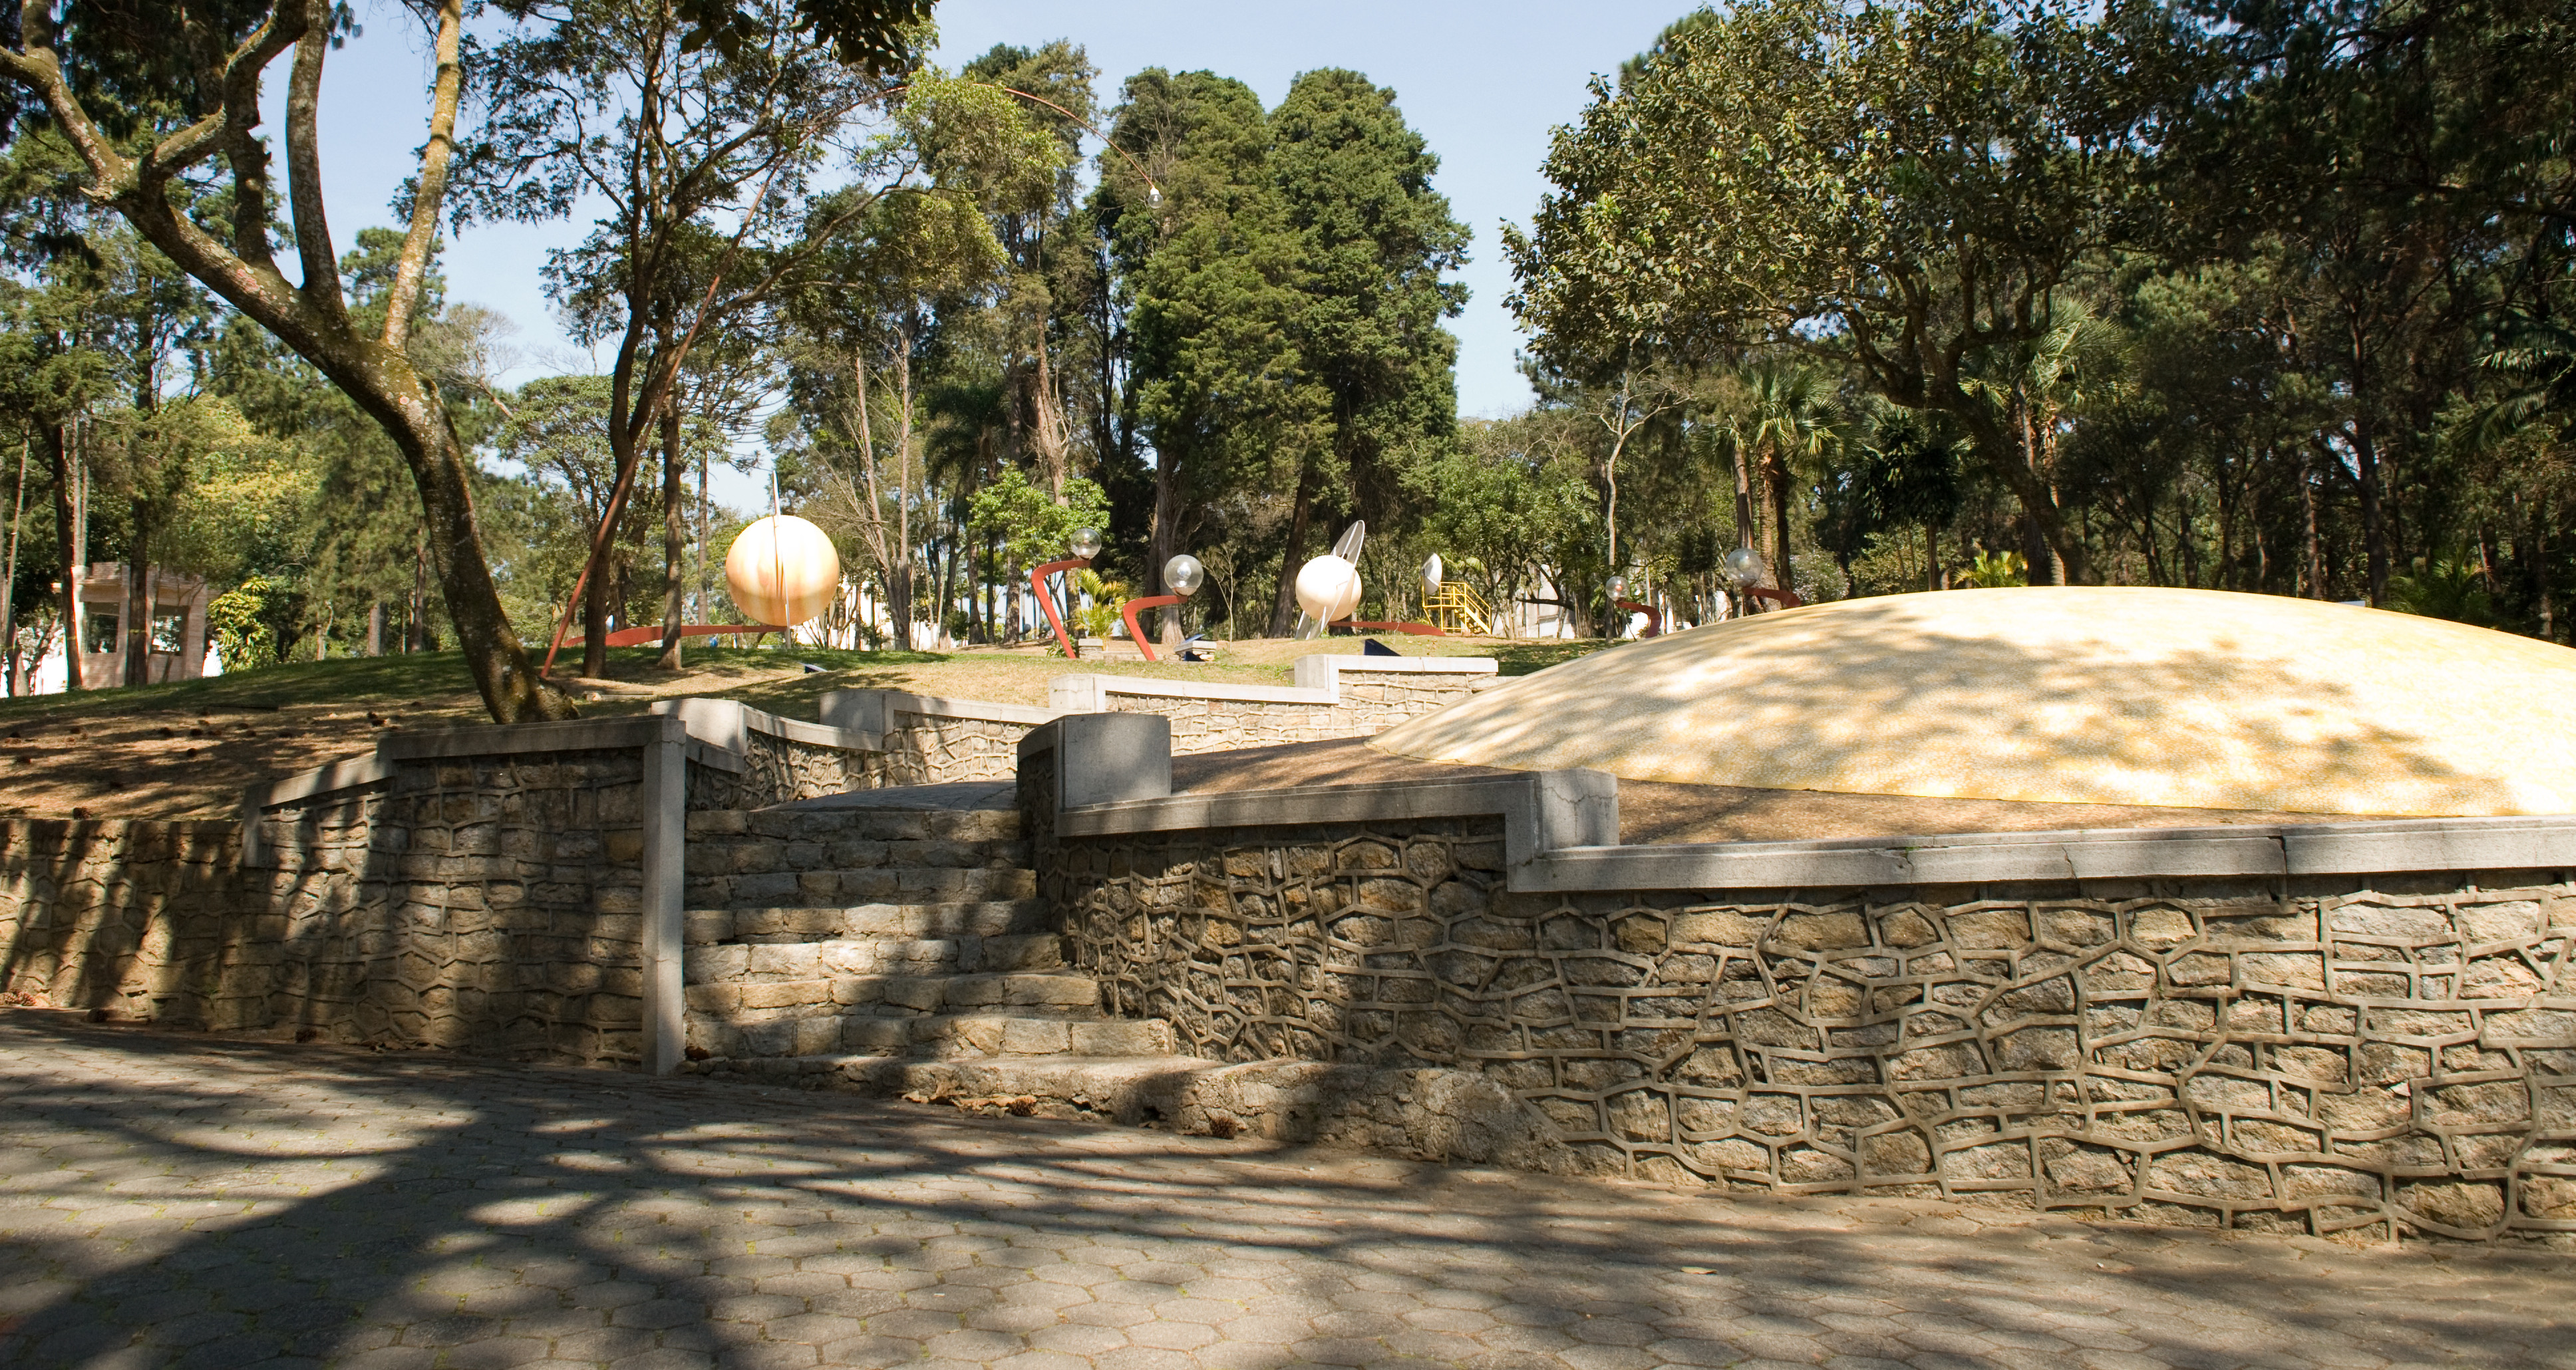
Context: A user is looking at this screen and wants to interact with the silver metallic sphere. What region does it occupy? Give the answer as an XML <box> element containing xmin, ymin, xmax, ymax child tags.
<box><xmin>1163</xmin><ymin>553</ymin><xmax>1206</xmax><ymax>598</ymax></box>
<box><xmin>1723</xmin><ymin>546</ymin><xmax>1768</xmax><ymax>588</ymax></box>
<box><xmin>1069</xmin><ymin>527</ymin><xmax>1105</xmax><ymax>560</ymax></box>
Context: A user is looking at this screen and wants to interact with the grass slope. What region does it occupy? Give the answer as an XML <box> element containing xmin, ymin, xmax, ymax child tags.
<box><xmin>0</xmin><ymin>634</ymin><xmax>1610</xmax><ymax>818</ymax></box>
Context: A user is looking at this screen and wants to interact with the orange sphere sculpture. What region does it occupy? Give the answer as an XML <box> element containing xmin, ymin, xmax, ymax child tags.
<box><xmin>724</xmin><ymin>514</ymin><xmax>840</xmax><ymax>628</ymax></box>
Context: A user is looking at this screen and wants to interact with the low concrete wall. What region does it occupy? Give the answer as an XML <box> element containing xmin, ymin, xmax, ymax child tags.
<box><xmin>1022</xmin><ymin>718</ymin><xmax>2576</xmax><ymax>1244</ymax></box>
<box><xmin>818</xmin><ymin>656</ymin><xmax>1496</xmax><ymax>785</ymax></box>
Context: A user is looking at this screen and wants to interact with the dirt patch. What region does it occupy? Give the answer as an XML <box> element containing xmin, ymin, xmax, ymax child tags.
<box><xmin>1172</xmin><ymin>738</ymin><xmax>2384</xmax><ymax>843</ymax></box>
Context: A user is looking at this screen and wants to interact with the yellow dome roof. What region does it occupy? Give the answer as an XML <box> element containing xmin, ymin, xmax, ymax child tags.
<box><xmin>1371</xmin><ymin>587</ymin><xmax>2576</xmax><ymax>817</ymax></box>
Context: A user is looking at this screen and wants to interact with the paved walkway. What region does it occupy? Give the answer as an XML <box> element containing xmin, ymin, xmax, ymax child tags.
<box><xmin>1</xmin><ymin>1014</ymin><xmax>2569</xmax><ymax>1370</ymax></box>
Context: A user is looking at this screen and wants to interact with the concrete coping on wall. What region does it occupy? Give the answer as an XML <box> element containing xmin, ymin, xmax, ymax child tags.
<box><xmin>236</xmin><ymin>702</ymin><xmax>882</xmax><ymax>869</ymax></box>
<box><xmin>815</xmin><ymin>654</ymin><xmax>1499</xmax><ymax>733</ymax></box>
<box><xmin>1018</xmin><ymin>715</ymin><xmax>2576</xmax><ymax>892</ymax></box>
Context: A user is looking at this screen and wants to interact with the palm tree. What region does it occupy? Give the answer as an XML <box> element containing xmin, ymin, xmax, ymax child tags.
<box><xmin>1726</xmin><ymin>360</ymin><xmax>1842</xmax><ymax>601</ymax></box>
<box><xmin>1966</xmin><ymin>304</ymin><xmax>2130</xmax><ymax>584</ymax></box>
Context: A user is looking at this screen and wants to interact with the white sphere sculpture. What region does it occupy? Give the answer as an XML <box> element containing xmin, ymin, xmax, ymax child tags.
<box><xmin>725</xmin><ymin>514</ymin><xmax>841</xmax><ymax>627</ymax></box>
<box><xmin>1422</xmin><ymin>553</ymin><xmax>1443</xmax><ymax>595</ymax></box>
<box><xmin>1295</xmin><ymin>554</ymin><xmax>1363</xmax><ymax>624</ymax></box>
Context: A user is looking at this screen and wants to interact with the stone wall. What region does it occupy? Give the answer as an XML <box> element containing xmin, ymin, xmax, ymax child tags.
<box><xmin>689</xmin><ymin>730</ymin><xmax>884</xmax><ymax>809</ymax></box>
<box><xmin>1051</xmin><ymin>814</ymin><xmax>2576</xmax><ymax>1244</ymax></box>
<box><xmin>2</xmin><ymin>748</ymin><xmax>652</xmax><ymax>1066</ymax></box>
<box><xmin>876</xmin><ymin>712</ymin><xmax>1035</xmax><ymax>787</ymax></box>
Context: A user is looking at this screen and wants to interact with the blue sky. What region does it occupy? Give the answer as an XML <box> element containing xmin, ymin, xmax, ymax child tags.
<box><xmin>282</xmin><ymin>0</ymin><xmax>1689</xmax><ymax>501</ymax></box>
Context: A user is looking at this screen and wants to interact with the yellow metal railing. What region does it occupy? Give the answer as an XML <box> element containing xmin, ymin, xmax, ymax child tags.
<box><xmin>1424</xmin><ymin>583</ymin><xmax>1494</xmax><ymax>636</ymax></box>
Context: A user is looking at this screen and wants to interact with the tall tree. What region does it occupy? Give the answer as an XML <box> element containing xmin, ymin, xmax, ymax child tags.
<box><xmin>1508</xmin><ymin>0</ymin><xmax>2193</xmax><ymax>586</ymax></box>
<box><xmin>1103</xmin><ymin>69</ymin><xmax>1313</xmax><ymax>636</ymax></box>
<box><xmin>1258</xmin><ymin>68</ymin><xmax>1468</xmax><ymax>635</ymax></box>
<box><xmin>0</xmin><ymin>0</ymin><xmax>934</xmax><ymax>717</ymax></box>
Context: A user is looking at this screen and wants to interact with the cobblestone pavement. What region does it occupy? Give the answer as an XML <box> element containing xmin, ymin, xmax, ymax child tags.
<box><xmin>2</xmin><ymin>1014</ymin><xmax>2571</xmax><ymax>1370</ymax></box>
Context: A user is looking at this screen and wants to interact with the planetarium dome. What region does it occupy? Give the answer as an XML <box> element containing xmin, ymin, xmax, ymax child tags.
<box><xmin>1370</xmin><ymin>587</ymin><xmax>2576</xmax><ymax>817</ymax></box>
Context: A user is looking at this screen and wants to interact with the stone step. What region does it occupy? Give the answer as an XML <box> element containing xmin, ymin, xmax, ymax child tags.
<box><xmin>686</xmin><ymin>835</ymin><xmax>1031</xmax><ymax>877</ymax></box>
<box><xmin>686</xmin><ymin>865</ymin><xmax>1037</xmax><ymax>910</ymax></box>
<box><xmin>686</xmin><ymin>900</ymin><xmax>1048</xmax><ymax>944</ymax></box>
<box><xmin>684</xmin><ymin>970</ymin><xmax>1101</xmax><ymax>1020</ymax></box>
<box><xmin>685</xmin><ymin>1010</ymin><xmax>1172</xmax><ymax>1062</ymax></box>
<box><xmin>683</xmin><ymin>933</ymin><xmax>1062</xmax><ymax>982</ymax></box>
<box><xmin>684</xmin><ymin>1053</ymin><xmax>1565</xmax><ymax>1170</ymax></box>
<box><xmin>687</xmin><ymin>807</ymin><xmax>1021</xmax><ymax>843</ymax></box>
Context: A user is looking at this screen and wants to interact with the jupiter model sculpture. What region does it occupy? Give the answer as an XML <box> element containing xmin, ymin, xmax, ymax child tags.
<box><xmin>724</xmin><ymin>513</ymin><xmax>841</xmax><ymax>629</ymax></box>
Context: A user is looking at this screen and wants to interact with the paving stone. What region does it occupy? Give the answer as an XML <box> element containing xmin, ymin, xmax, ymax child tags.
<box><xmin>0</xmin><ymin>1015</ymin><xmax>2571</xmax><ymax>1370</ymax></box>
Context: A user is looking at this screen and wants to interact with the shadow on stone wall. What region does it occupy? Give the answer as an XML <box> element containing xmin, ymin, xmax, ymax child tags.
<box><xmin>1055</xmin><ymin>815</ymin><xmax>2576</xmax><ymax>1245</ymax></box>
<box><xmin>1</xmin><ymin>750</ymin><xmax>655</xmax><ymax>1067</ymax></box>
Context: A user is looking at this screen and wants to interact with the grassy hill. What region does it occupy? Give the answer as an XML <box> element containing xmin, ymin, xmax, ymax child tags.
<box><xmin>0</xmin><ymin>634</ymin><xmax>1608</xmax><ymax>819</ymax></box>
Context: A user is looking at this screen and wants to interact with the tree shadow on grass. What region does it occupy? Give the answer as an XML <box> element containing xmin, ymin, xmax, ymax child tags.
<box><xmin>1</xmin><ymin>1015</ymin><xmax>2569</xmax><ymax>1370</ymax></box>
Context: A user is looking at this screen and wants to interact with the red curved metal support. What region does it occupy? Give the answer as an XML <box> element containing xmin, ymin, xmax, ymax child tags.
<box><xmin>1116</xmin><ymin>594</ymin><xmax>1184</xmax><ymax>661</ymax></box>
<box><xmin>1746</xmin><ymin>586</ymin><xmax>1804</xmax><ymax>609</ymax></box>
<box><xmin>562</xmin><ymin>623</ymin><xmax>788</xmax><ymax>650</ymax></box>
<box><xmin>1030</xmin><ymin>557</ymin><xmax>1090</xmax><ymax>658</ymax></box>
<box><xmin>1612</xmin><ymin>599</ymin><xmax>1663</xmax><ymax>637</ymax></box>
<box><xmin>1329</xmin><ymin>619</ymin><xmax>1444</xmax><ymax>636</ymax></box>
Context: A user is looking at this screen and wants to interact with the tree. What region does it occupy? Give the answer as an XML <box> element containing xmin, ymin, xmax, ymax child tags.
<box><xmin>1722</xmin><ymin>360</ymin><xmax>1841</xmax><ymax>600</ymax></box>
<box><xmin>1508</xmin><ymin>0</ymin><xmax>2193</xmax><ymax>586</ymax></box>
<box><xmin>1258</xmin><ymin>68</ymin><xmax>1468</xmax><ymax>636</ymax></box>
<box><xmin>1102</xmin><ymin>69</ymin><xmax>1313</xmax><ymax>637</ymax></box>
<box><xmin>0</xmin><ymin>0</ymin><xmax>935</xmax><ymax>718</ymax></box>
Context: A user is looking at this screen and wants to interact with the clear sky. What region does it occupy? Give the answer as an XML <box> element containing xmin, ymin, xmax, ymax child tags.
<box><xmin>279</xmin><ymin>0</ymin><xmax>1691</xmax><ymax>501</ymax></box>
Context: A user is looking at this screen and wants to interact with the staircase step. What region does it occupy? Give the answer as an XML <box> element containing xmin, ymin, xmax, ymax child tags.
<box><xmin>686</xmin><ymin>865</ymin><xmax>1037</xmax><ymax>909</ymax></box>
<box><xmin>684</xmin><ymin>970</ymin><xmax>1100</xmax><ymax>1018</ymax></box>
<box><xmin>684</xmin><ymin>1053</ymin><xmax>1570</xmax><ymax>1171</ymax></box>
<box><xmin>684</xmin><ymin>1011</ymin><xmax>1172</xmax><ymax>1061</ymax></box>
<box><xmin>683</xmin><ymin>933</ymin><xmax>1062</xmax><ymax>982</ymax></box>
<box><xmin>687</xmin><ymin>900</ymin><xmax>1047</xmax><ymax>945</ymax></box>
<box><xmin>687</xmin><ymin>835</ymin><xmax>1031</xmax><ymax>877</ymax></box>
<box><xmin>687</xmin><ymin>807</ymin><xmax>1021</xmax><ymax>843</ymax></box>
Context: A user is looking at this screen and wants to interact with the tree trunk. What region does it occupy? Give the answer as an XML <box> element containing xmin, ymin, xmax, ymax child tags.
<box><xmin>325</xmin><ymin>357</ymin><xmax>562</xmax><ymax>716</ymax></box>
<box><xmin>2352</xmin><ymin>416</ymin><xmax>2388</xmax><ymax>605</ymax></box>
<box><xmin>122</xmin><ymin>541</ymin><xmax>151</xmax><ymax>688</ymax></box>
<box><xmin>657</xmin><ymin>389</ymin><xmax>687</xmax><ymax>671</ymax></box>
<box><xmin>1268</xmin><ymin>463</ymin><xmax>1320</xmax><ymax>637</ymax></box>
<box><xmin>45</xmin><ymin>423</ymin><xmax>83</xmax><ymax>691</ymax></box>
<box><xmin>0</xmin><ymin>438</ymin><xmax>23</xmax><ymax>694</ymax></box>
<box><xmin>367</xmin><ymin>602</ymin><xmax>384</xmax><ymax>656</ymax></box>
<box><xmin>2013</xmin><ymin>388</ymin><xmax>2058</xmax><ymax>585</ymax></box>
<box><xmin>1150</xmin><ymin>448</ymin><xmax>1183</xmax><ymax>647</ymax></box>
<box><xmin>1955</xmin><ymin>402</ymin><xmax>2087</xmax><ymax>585</ymax></box>
<box><xmin>1765</xmin><ymin>447</ymin><xmax>1794</xmax><ymax>601</ymax></box>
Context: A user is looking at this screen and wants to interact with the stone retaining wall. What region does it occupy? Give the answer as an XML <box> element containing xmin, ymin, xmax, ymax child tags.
<box><xmin>2</xmin><ymin>749</ymin><xmax>653</xmax><ymax>1066</ymax></box>
<box><xmin>1049</xmin><ymin>812</ymin><xmax>2576</xmax><ymax>1244</ymax></box>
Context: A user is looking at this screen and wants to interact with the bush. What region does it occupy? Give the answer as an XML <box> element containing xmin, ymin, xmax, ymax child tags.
<box><xmin>207</xmin><ymin>577</ymin><xmax>280</xmax><ymax>670</ymax></box>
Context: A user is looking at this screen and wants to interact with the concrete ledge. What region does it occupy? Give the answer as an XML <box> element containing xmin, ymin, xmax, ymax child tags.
<box><xmin>1031</xmin><ymin>718</ymin><xmax>2576</xmax><ymax>890</ymax></box>
<box><xmin>818</xmin><ymin>688</ymin><xmax>1064</xmax><ymax>733</ymax></box>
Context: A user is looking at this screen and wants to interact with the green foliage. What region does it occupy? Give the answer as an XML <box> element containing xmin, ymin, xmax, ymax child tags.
<box><xmin>1071</xmin><ymin>568</ymin><xmax>1128</xmax><ymax>638</ymax></box>
<box><xmin>2384</xmin><ymin>561</ymin><xmax>2499</xmax><ymax>627</ymax></box>
<box><xmin>206</xmin><ymin>575</ymin><xmax>279</xmax><ymax>671</ymax></box>
<box><xmin>1956</xmin><ymin>549</ymin><xmax>2029</xmax><ymax>588</ymax></box>
<box><xmin>966</xmin><ymin>468</ymin><xmax>1111</xmax><ymax>574</ymax></box>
